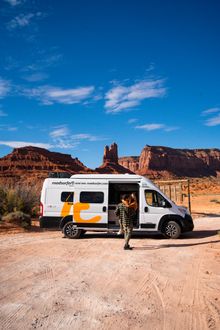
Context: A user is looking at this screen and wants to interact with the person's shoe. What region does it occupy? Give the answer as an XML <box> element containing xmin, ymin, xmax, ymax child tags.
<box><xmin>117</xmin><ymin>230</ymin><xmax>123</xmax><ymax>235</ymax></box>
<box><xmin>124</xmin><ymin>245</ymin><xmax>133</xmax><ymax>250</ymax></box>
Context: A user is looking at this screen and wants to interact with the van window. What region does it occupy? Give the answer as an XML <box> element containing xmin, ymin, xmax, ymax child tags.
<box><xmin>80</xmin><ymin>192</ymin><xmax>104</xmax><ymax>204</ymax></box>
<box><xmin>61</xmin><ymin>192</ymin><xmax>74</xmax><ymax>203</ymax></box>
<box><xmin>145</xmin><ymin>190</ymin><xmax>170</xmax><ymax>208</ymax></box>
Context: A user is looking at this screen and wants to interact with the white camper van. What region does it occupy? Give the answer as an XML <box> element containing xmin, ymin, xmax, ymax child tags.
<box><xmin>39</xmin><ymin>174</ymin><xmax>194</xmax><ymax>239</ymax></box>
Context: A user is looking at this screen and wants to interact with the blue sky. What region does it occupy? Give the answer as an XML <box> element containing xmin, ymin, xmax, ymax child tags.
<box><xmin>0</xmin><ymin>0</ymin><xmax>220</xmax><ymax>168</ymax></box>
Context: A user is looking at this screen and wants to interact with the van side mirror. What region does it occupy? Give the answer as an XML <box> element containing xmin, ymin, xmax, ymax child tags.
<box><xmin>162</xmin><ymin>201</ymin><xmax>171</xmax><ymax>208</ymax></box>
<box><xmin>161</xmin><ymin>201</ymin><xmax>166</xmax><ymax>207</ymax></box>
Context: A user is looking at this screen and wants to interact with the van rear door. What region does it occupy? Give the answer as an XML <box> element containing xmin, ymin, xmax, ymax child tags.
<box><xmin>73</xmin><ymin>179</ymin><xmax>108</xmax><ymax>228</ymax></box>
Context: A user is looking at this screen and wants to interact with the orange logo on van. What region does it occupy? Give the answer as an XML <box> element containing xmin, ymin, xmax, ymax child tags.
<box><xmin>61</xmin><ymin>202</ymin><xmax>102</xmax><ymax>223</ymax></box>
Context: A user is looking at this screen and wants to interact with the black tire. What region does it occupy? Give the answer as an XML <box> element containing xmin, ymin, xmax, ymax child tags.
<box><xmin>162</xmin><ymin>220</ymin><xmax>181</xmax><ymax>239</ymax></box>
<box><xmin>63</xmin><ymin>222</ymin><xmax>82</xmax><ymax>239</ymax></box>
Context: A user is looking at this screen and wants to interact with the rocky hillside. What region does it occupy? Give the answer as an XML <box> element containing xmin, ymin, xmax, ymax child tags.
<box><xmin>0</xmin><ymin>146</ymin><xmax>92</xmax><ymax>187</ymax></box>
<box><xmin>0</xmin><ymin>143</ymin><xmax>220</xmax><ymax>189</ymax></box>
<box><xmin>119</xmin><ymin>145</ymin><xmax>220</xmax><ymax>178</ymax></box>
<box><xmin>0</xmin><ymin>143</ymin><xmax>133</xmax><ymax>187</ymax></box>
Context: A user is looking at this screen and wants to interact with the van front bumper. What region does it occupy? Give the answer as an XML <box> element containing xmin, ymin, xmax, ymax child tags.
<box><xmin>181</xmin><ymin>214</ymin><xmax>194</xmax><ymax>232</ymax></box>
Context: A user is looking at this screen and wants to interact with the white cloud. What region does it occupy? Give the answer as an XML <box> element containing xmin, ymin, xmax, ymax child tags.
<box><xmin>4</xmin><ymin>0</ymin><xmax>24</xmax><ymax>6</ymax></box>
<box><xmin>0</xmin><ymin>78</ymin><xmax>11</xmax><ymax>98</ymax></box>
<box><xmin>205</xmin><ymin>114</ymin><xmax>220</xmax><ymax>127</ymax></box>
<box><xmin>7</xmin><ymin>12</ymin><xmax>44</xmax><ymax>30</ymax></box>
<box><xmin>0</xmin><ymin>110</ymin><xmax>8</xmax><ymax>117</ymax></box>
<box><xmin>52</xmin><ymin>139</ymin><xmax>80</xmax><ymax>149</ymax></box>
<box><xmin>128</xmin><ymin>118</ymin><xmax>138</xmax><ymax>124</ymax></box>
<box><xmin>49</xmin><ymin>125</ymin><xmax>106</xmax><ymax>149</ymax></box>
<box><xmin>0</xmin><ymin>141</ymin><xmax>52</xmax><ymax>149</ymax></box>
<box><xmin>21</xmin><ymin>54</ymin><xmax>63</xmax><ymax>73</ymax></box>
<box><xmin>136</xmin><ymin>123</ymin><xmax>165</xmax><ymax>131</ymax></box>
<box><xmin>22</xmin><ymin>85</ymin><xmax>95</xmax><ymax>105</ymax></box>
<box><xmin>202</xmin><ymin>107</ymin><xmax>220</xmax><ymax>126</ymax></box>
<box><xmin>0</xmin><ymin>125</ymin><xmax>18</xmax><ymax>131</ymax></box>
<box><xmin>50</xmin><ymin>126</ymin><xmax>69</xmax><ymax>138</ymax></box>
<box><xmin>71</xmin><ymin>134</ymin><xmax>104</xmax><ymax>141</ymax></box>
<box><xmin>105</xmin><ymin>79</ymin><xmax>166</xmax><ymax>113</ymax></box>
<box><xmin>22</xmin><ymin>72</ymin><xmax>48</xmax><ymax>82</ymax></box>
<box><xmin>164</xmin><ymin>126</ymin><xmax>179</xmax><ymax>132</ymax></box>
<box><xmin>135</xmin><ymin>123</ymin><xmax>179</xmax><ymax>132</ymax></box>
<box><xmin>202</xmin><ymin>107</ymin><xmax>220</xmax><ymax>116</ymax></box>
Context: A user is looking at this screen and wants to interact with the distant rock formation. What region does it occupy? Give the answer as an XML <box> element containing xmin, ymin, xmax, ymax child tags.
<box><xmin>0</xmin><ymin>146</ymin><xmax>92</xmax><ymax>187</ymax></box>
<box><xmin>96</xmin><ymin>143</ymin><xmax>134</xmax><ymax>174</ymax></box>
<box><xmin>103</xmin><ymin>142</ymin><xmax>118</xmax><ymax>164</ymax></box>
<box><xmin>0</xmin><ymin>143</ymin><xmax>219</xmax><ymax>189</ymax></box>
<box><xmin>118</xmin><ymin>156</ymin><xmax>139</xmax><ymax>173</ymax></box>
<box><xmin>119</xmin><ymin>145</ymin><xmax>220</xmax><ymax>178</ymax></box>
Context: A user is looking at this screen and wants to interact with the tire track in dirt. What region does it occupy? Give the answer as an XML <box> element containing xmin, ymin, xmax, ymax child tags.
<box><xmin>0</xmin><ymin>303</ymin><xmax>33</xmax><ymax>330</ymax></box>
<box><xmin>177</xmin><ymin>243</ymin><xmax>211</xmax><ymax>330</ymax></box>
<box><xmin>204</xmin><ymin>298</ymin><xmax>220</xmax><ymax>329</ymax></box>
<box><xmin>0</xmin><ymin>259</ymin><xmax>59</xmax><ymax>329</ymax></box>
<box><xmin>152</xmin><ymin>281</ymin><xmax>166</xmax><ymax>330</ymax></box>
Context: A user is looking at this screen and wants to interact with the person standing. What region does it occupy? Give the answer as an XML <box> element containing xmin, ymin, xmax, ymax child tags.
<box><xmin>115</xmin><ymin>194</ymin><xmax>135</xmax><ymax>250</ymax></box>
<box><xmin>116</xmin><ymin>194</ymin><xmax>126</xmax><ymax>235</ymax></box>
<box><xmin>128</xmin><ymin>193</ymin><xmax>138</xmax><ymax>227</ymax></box>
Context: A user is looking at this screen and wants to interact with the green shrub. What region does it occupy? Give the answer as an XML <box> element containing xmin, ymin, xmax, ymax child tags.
<box><xmin>0</xmin><ymin>185</ymin><xmax>39</xmax><ymax>217</ymax></box>
<box><xmin>0</xmin><ymin>187</ymin><xmax>7</xmax><ymax>215</ymax></box>
<box><xmin>2</xmin><ymin>211</ymin><xmax>31</xmax><ymax>228</ymax></box>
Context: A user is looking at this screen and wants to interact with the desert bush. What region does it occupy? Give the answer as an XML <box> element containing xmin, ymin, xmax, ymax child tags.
<box><xmin>210</xmin><ymin>199</ymin><xmax>220</xmax><ymax>204</ymax></box>
<box><xmin>0</xmin><ymin>187</ymin><xmax>7</xmax><ymax>215</ymax></box>
<box><xmin>0</xmin><ymin>185</ymin><xmax>39</xmax><ymax>217</ymax></box>
<box><xmin>2</xmin><ymin>211</ymin><xmax>31</xmax><ymax>228</ymax></box>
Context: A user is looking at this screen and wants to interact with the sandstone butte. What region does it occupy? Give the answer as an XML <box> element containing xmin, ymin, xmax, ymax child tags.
<box><xmin>0</xmin><ymin>143</ymin><xmax>220</xmax><ymax>188</ymax></box>
<box><xmin>119</xmin><ymin>145</ymin><xmax>220</xmax><ymax>179</ymax></box>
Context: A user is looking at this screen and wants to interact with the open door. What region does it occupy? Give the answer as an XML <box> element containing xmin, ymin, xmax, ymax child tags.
<box><xmin>108</xmin><ymin>182</ymin><xmax>139</xmax><ymax>229</ymax></box>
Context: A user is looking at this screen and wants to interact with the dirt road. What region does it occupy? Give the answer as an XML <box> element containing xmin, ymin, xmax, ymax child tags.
<box><xmin>0</xmin><ymin>217</ymin><xmax>220</xmax><ymax>330</ymax></box>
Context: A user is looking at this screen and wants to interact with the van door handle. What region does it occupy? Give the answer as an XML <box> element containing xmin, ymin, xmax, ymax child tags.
<box><xmin>103</xmin><ymin>206</ymin><xmax>107</xmax><ymax>212</ymax></box>
<box><xmin>144</xmin><ymin>207</ymin><xmax>148</xmax><ymax>212</ymax></box>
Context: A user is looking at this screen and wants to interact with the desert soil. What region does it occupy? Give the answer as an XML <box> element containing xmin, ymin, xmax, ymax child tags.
<box><xmin>0</xmin><ymin>217</ymin><xmax>220</xmax><ymax>330</ymax></box>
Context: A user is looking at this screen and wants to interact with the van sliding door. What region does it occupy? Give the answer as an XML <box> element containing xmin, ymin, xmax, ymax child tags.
<box><xmin>73</xmin><ymin>180</ymin><xmax>108</xmax><ymax>227</ymax></box>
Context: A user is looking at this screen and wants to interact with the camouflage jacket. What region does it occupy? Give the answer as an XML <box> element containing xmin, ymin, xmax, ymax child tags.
<box><xmin>115</xmin><ymin>203</ymin><xmax>136</xmax><ymax>227</ymax></box>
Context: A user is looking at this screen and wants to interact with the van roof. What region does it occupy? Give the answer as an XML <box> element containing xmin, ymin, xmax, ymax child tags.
<box><xmin>70</xmin><ymin>174</ymin><xmax>155</xmax><ymax>186</ymax></box>
<box><xmin>70</xmin><ymin>174</ymin><xmax>143</xmax><ymax>180</ymax></box>
<box><xmin>43</xmin><ymin>173</ymin><xmax>158</xmax><ymax>190</ymax></box>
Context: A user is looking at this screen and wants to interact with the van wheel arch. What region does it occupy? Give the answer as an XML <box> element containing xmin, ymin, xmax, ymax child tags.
<box><xmin>159</xmin><ymin>215</ymin><xmax>183</xmax><ymax>230</ymax></box>
<box><xmin>63</xmin><ymin>222</ymin><xmax>84</xmax><ymax>239</ymax></box>
<box><xmin>159</xmin><ymin>215</ymin><xmax>183</xmax><ymax>239</ymax></box>
<box><xmin>59</xmin><ymin>215</ymin><xmax>73</xmax><ymax>231</ymax></box>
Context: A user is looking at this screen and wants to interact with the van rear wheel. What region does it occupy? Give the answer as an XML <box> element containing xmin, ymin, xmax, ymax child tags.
<box><xmin>63</xmin><ymin>222</ymin><xmax>82</xmax><ymax>239</ymax></box>
<box><xmin>163</xmin><ymin>220</ymin><xmax>181</xmax><ymax>239</ymax></box>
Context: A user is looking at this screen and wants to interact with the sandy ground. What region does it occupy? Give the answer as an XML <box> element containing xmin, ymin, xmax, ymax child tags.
<box><xmin>190</xmin><ymin>194</ymin><xmax>220</xmax><ymax>217</ymax></box>
<box><xmin>0</xmin><ymin>217</ymin><xmax>220</xmax><ymax>330</ymax></box>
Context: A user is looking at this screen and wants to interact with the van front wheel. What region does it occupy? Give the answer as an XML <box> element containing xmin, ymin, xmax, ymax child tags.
<box><xmin>63</xmin><ymin>222</ymin><xmax>82</xmax><ymax>239</ymax></box>
<box><xmin>162</xmin><ymin>220</ymin><xmax>181</xmax><ymax>239</ymax></box>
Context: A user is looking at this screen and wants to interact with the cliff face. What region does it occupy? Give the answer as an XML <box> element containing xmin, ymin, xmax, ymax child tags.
<box><xmin>0</xmin><ymin>146</ymin><xmax>92</xmax><ymax>187</ymax></box>
<box><xmin>118</xmin><ymin>156</ymin><xmax>139</xmax><ymax>173</ymax></box>
<box><xmin>119</xmin><ymin>146</ymin><xmax>220</xmax><ymax>178</ymax></box>
<box><xmin>0</xmin><ymin>144</ymin><xmax>220</xmax><ymax>189</ymax></box>
<box><xmin>103</xmin><ymin>142</ymin><xmax>118</xmax><ymax>164</ymax></box>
